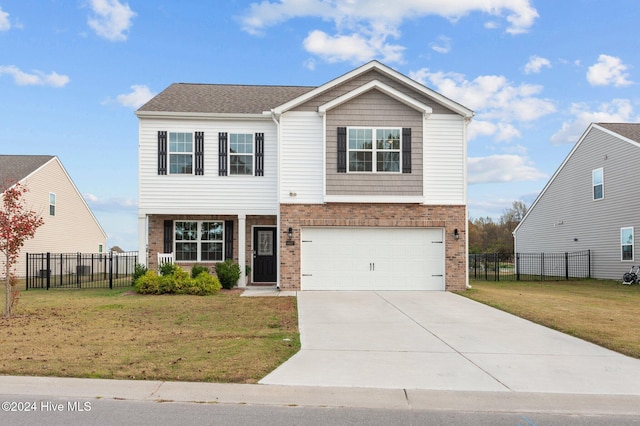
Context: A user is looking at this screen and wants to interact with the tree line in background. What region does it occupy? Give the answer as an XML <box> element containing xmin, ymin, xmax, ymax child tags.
<box><xmin>468</xmin><ymin>201</ymin><xmax>527</xmax><ymax>255</ymax></box>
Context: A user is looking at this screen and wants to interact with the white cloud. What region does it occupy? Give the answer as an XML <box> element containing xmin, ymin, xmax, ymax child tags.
<box><xmin>468</xmin><ymin>155</ymin><xmax>546</xmax><ymax>184</ymax></box>
<box><xmin>87</xmin><ymin>0</ymin><xmax>136</xmax><ymax>42</ymax></box>
<box><xmin>550</xmin><ymin>99</ymin><xmax>639</xmax><ymax>144</ymax></box>
<box><xmin>410</xmin><ymin>68</ymin><xmax>555</xmax><ymax>141</ymax></box>
<box><xmin>430</xmin><ymin>35</ymin><xmax>452</xmax><ymax>54</ymax></box>
<box><xmin>0</xmin><ymin>6</ymin><xmax>10</xmax><ymax>31</ymax></box>
<box><xmin>587</xmin><ymin>54</ymin><xmax>633</xmax><ymax>87</ymax></box>
<box><xmin>0</xmin><ymin>65</ymin><xmax>70</xmax><ymax>87</ymax></box>
<box><xmin>524</xmin><ymin>55</ymin><xmax>551</xmax><ymax>74</ymax></box>
<box><xmin>303</xmin><ymin>30</ymin><xmax>404</xmax><ymax>64</ymax></box>
<box><xmin>240</xmin><ymin>0</ymin><xmax>538</xmax><ymax>63</ymax></box>
<box><xmin>84</xmin><ymin>193</ymin><xmax>137</xmax><ymax>211</ymax></box>
<box><xmin>116</xmin><ymin>85</ymin><xmax>156</xmax><ymax>109</ymax></box>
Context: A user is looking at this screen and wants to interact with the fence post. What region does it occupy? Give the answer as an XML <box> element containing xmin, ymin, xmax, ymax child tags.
<box><xmin>565</xmin><ymin>252</ymin><xmax>569</xmax><ymax>280</ymax></box>
<box><xmin>588</xmin><ymin>249</ymin><xmax>591</xmax><ymax>278</ymax></box>
<box><xmin>46</xmin><ymin>252</ymin><xmax>51</xmax><ymax>290</ymax></box>
<box><xmin>26</xmin><ymin>253</ymin><xmax>29</xmax><ymax>290</ymax></box>
<box><xmin>495</xmin><ymin>253</ymin><xmax>499</xmax><ymax>281</ymax></box>
<box><xmin>516</xmin><ymin>253</ymin><xmax>520</xmax><ymax>281</ymax></box>
<box><xmin>540</xmin><ymin>252</ymin><xmax>544</xmax><ymax>281</ymax></box>
<box><xmin>109</xmin><ymin>252</ymin><xmax>113</xmax><ymax>289</ymax></box>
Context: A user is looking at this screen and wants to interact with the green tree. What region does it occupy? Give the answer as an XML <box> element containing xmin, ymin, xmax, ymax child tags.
<box><xmin>468</xmin><ymin>201</ymin><xmax>527</xmax><ymax>255</ymax></box>
<box><xmin>1</xmin><ymin>182</ymin><xmax>44</xmax><ymax>318</ymax></box>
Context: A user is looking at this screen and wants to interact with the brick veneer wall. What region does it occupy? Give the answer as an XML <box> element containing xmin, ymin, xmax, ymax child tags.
<box><xmin>279</xmin><ymin>203</ymin><xmax>467</xmax><ymax>291</ymax></box>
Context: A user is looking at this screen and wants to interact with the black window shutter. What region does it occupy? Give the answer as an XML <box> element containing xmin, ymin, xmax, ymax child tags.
<box><xmin>195</xmin><ymin>132</ymin><xmax>204</xmax><ymax>175</ymax></box>
<box><xmin>163</xmin><ymin>220</ymin><xmax>173</xmax><ymax>253</ymax></box>
<box><xmin>255</xmin><ymin>132</ymin><xmax>264</xmax><ymax>176</ymax></box>
<box><xmin>158</xmin><ymin>131</ymin><xmax>167</xmax><ymax>175</ymax></box>
<box><xmin>224</xmin><ymin>220</ymin><xmax>234</xmax><ymax>260</ymax></box>
<box><xmin>402</xmin><ymin>127</ymin><xmax>412</xmax><ymax>174</ymax></box>
<box><xmin>337</xmin><ymin>127</ymin><xmax>347</xmax><ymax>173</ymax></box>
<box><xmin>218</xmin><ymin>132</ymin><xmax>228</xmax><ymax>176</ymax></box>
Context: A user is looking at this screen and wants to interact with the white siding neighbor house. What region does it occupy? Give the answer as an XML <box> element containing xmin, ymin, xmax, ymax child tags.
<box><xmin>514</xmin><ymin>123</ymin><xmax>640</xmax><ymax>280</ymax></box>
<box><xmin>0</xmin><ymin>155</ymin><xmax>107</xmax><ymax>277</ymax></box>
<box><xmin>137</xmin><ymin>61</ymin><xmax>473</xmax><ymax>291</ymax></box>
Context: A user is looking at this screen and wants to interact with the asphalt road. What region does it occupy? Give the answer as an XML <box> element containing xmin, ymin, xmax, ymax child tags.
<box><xmin>2</xmin><ymin>396</ymin><xmax>640</xmax><ymax>426</ymax></box>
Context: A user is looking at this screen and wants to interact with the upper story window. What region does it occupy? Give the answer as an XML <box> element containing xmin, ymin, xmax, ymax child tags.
<box><xmin>348</xmin><ymin>127</ymin><xmax>401</xmax><ymax>172</ymax></box>
<box><xmin>174</xmin><ymin>221</ymin><xmax>224</xmax><ymax>262</ymax></box>
<box><xmin>230</xmin><ymin>133</ymin><xmax>254</xmax><ymax>175</ymax></box>
<box><xmin>169</xmin><ymin>132</ymin><xmax>193</xmax><ymax>174</ymax></box>
<box><xmin>592</xmin><ymin>168</ymin><xmax>604</xmax><ymax>200</ymax></box>
<box><xmin>49</xmin><ymin>193</ymin><xmax>56</xmax><ymax>216</ymax></box>
<box><xmin>621</xmin><ymin>227</ymin><xmax>634</xmax><ymax>261</ymax></box>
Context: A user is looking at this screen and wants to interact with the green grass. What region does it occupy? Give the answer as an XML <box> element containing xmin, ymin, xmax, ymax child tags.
<box><xmin>460</xmin><ymin>279</ymin><xmax>640</xmax><ymax>358</ymax></box>
<box><xmin>0</xmin><ymin>286</ymin><xmax>299</xmax><ymax>383</ymax></box>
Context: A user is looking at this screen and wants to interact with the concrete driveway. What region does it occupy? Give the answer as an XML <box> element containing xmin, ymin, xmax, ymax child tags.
<box><xmin>260</xmin><ymin>291</ymin><xmax>640</xmax><ymax>394</ymax></box>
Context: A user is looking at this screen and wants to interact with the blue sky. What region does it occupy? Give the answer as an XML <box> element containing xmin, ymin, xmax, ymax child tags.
<box><xmin>1</xmin><ymin>0</ymin><xmax>639</xmax><ymax>251</ymax></box>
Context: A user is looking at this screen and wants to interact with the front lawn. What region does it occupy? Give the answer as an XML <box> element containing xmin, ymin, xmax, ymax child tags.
<box><xmin>460</xmin><ymin>279</ymin><xmax>640</xmax><ymax>358</ymax></box>
<box><xmin>0</xmin><ymin>287</ymin><xmax>299</xmax><ymax>383</ymax></box>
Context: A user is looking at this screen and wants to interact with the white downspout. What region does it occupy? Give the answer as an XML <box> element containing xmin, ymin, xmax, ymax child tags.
<box><xmin>271</xmin><ymin>109</ymin><xmax>282</xmax><ymax>290</ymax></box>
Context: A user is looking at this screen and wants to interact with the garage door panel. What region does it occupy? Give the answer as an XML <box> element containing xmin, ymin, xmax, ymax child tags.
<box><xmin>301</xmin><ymin>227</ymin><xmax>444</xmax><ymax>291</ymax></box>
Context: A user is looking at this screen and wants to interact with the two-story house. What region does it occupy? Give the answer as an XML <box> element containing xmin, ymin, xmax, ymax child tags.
<box><xmin>136</xmin><ymin>61</ymin><xmax>473</xmax><ymax>291</ymax></box>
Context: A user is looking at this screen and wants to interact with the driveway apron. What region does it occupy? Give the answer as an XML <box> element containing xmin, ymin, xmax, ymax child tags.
<box><xmin>260</xmin><ymin>291</ymin><xmax>640</xmax><ymax>394</ymax></box>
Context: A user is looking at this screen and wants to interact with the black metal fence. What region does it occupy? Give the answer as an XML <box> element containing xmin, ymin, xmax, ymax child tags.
<box><xmin>469</xmin><ymin>250</ymin><xmax>591</xmax><ymax>281</ymax></box>
<box><xmin>26</xmin><ymin>252</ymin><xmax>138</xmax><ymax>290</ymax></box>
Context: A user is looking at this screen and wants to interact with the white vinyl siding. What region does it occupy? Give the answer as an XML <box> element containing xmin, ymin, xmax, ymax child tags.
<box><xmin>279</xmin><ymin>112</ymin><xmax>324</xmax><ymax>204</ymax></box>
<box><xmin>139</xmin><ymin>118</ymin><xmax>278</xmax><ymax>215</ymax></box>
<box><xmin>423</xmin><ymin>114</ymin><xmax>466</xmax><ymax>204</ymax></box>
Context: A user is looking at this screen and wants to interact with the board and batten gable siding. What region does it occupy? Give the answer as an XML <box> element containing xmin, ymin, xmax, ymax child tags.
<box><xmin>138</xmin><ymin>117</ymin><xmax>278</xmax><ymax>216</ymax></box>
<box><xmin>325</xmin><ymin>89</ymin><xmax>424</xmax><ymax>196</ymax></box>
<box><xmin>291</xmin><ymin>69</ymin><xmax>457</xmax><ymax>115</ymax></box>
<box><xmin>422</xmin><ymin>114</ymin><xmax>466</xmax><ymax>204</ymax></box>
<box><xmin>515</xmin><ymin>126</ymin><xmax>640</xmax><ymax>279</ymax></box>
<box><xmin>14</xmin><ymin>158</ymin><xmax>107</xmax><ymax>277</ymax></box>
<box><xmin>279</xmin><ymin>112</ymin><xmax>324</xmax><ymax>204</ymax></box>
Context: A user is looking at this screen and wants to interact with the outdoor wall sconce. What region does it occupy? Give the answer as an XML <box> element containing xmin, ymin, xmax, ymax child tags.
<box><xmin>288</xmin><ymin>227</ymin><xmax>293</xmax><ymax>240</ymax></box>
<box><xmin>454</xmin><ymin>228</ymin><xmax>459</xmax><ymax>240</ymax></box>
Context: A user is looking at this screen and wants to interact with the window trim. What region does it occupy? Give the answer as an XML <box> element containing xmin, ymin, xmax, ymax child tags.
<box><xmin>592</xmin><ymin>168</ymin><xmax>604</xmax><ymax>200</ymax></box>
<box><xmin>621</xmin><ymin>227</ymin><xmax>634</xmax><ymax>261</ymax></box>
<box><xmin>168</xmin><ymin>131</ymin><xmax>194</xmax><ymax>175</ymax></box>
<box><xmin>347</xmin><ymin>127</ymin><xmax>402</xmax><ymax>173</ymax></box>
<box><xmin>174</xmin><ymin>220</ymin><xmax>225</xmax><ymax>262</ymax></box>
<box><xmin>228</xmin><ymin>133</ymin><xmax>255</xmax><ymax>176</ymax></box>
<box><xmin>49</xmin><ymin>192</ymin><xmax>56</xmax><ymax>216</ymax></box>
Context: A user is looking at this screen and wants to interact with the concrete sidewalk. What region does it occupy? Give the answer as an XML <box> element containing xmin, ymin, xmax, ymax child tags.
<box><xmin>260</xmin><ymin>291</ymin><xmax>640</xmax><ymax>395</ymax></box>
<box><xmin>2</xmin><ymin>376</ymin><xmax>640</xmax><ymax>416</ymax></box>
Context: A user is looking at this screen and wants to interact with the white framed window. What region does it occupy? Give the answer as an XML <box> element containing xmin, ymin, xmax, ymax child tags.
<box><xmin>621</xmin><ymin>227</ymin><xmax>634</xmax><ymax>261</ymax></box>
<box><xmin>49</xmin><ymin>192</ymin><xmax>56</xmax><ymax>216</ymax></box>
<box><xmin>174</xmin><ymin>221</ymin><xmax>224</xmax><ymax>262</ymax></box>
<box><xmin>348</xmin><ymin>127</ymin><xmax>401</xmax><ymax>172</ymax></box>
<box><xmin>229</xmin><ymin>133</ymin><xmax>254</xmax><ymax>175</ymax></box>
<box><xmin>592</xmin><ymin>168</ymin><xmax>604</xmax><ymax>200</ymax></box>
<box><xmin>169</xmin><ymin>132</ymin><xmax>193</xmax><ymax>174</ymax></box>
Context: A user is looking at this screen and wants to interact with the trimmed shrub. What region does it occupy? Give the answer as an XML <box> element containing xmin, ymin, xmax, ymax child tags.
<box><xmin>191</xmin><ymin>264</ymin><xmax>209</xmax><ymax>278</ymax></box>
<box><xmin>159</xmin><ymin>262</ymin><xmax>180</xmax><ymax>276</ymax></box>
<box><xmin>134</xmin><ymin>268</ymin><xmax>221</xmax><ymax>296</ymax></box>
<box><xmin>215</xmin><ymin>259</ymin><xmax>241</xmax><ymax>289</ymax></box>
<box><xmin>134</xmin><ymin>270</ymin><xmax>162</xmax><ymax>294</ymax></box>
<box><xmin>132</xmin><ymin>263</ymin><xmax>148</xmax><ymax>285</ymax></box>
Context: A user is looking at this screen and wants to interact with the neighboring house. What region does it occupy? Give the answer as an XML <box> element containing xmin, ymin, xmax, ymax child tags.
<box><xmin>136</xmin><ymin>61</ymin><xmax>473</xmax><ymax>291</ymax></box>
<box><xmin>514</xmin><ymin>123</ymin><xmax>640</xmax><ymax>280</ymax></box>
<box><xmin>0</xmin><ymin>155</ymin><xmax>107</xmax><ymax>277</ymax></box>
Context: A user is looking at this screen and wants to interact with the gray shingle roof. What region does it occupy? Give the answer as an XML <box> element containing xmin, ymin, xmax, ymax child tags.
<box><xmin>598</xmin><ymin>123</ymin><xmax>640</xmax><ymax>143</ymax></box>
<box><xmin>0</xmin><ymin>155</ymin><xmax>54</xmax><ymax>191</ymax></box>
<box><xmin>137</xmin><ymin>83</ymin><xmax>316</xmax><ymax>114</ymax></box>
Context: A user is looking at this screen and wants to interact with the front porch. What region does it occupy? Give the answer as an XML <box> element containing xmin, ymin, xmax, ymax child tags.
<box><xmin>143</xmin><ymin>214</ymin><xmax>277</xmax><ymax>287</ymax></box>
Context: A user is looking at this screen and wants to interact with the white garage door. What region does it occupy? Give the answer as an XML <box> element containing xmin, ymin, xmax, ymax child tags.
<box><xmin>301</xmin><ymin>227</ymin><xmax>444</xmax><ymax>291</ymax></box>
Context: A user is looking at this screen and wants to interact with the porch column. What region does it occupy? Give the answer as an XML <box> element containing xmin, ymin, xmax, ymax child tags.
<box><xmin>238</xmin><ymin>214</ymin><xmax>246</xmax><ymax>287</ymax></box>
<box><xmin>138</xmin><ymin>215</ymin><xmax>147</xmax><ymax>266</ymax></box>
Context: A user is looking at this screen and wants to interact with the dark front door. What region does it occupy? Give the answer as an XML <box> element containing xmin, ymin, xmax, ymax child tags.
<box><xmin>253</xmin><ymin>227</ymin><xmax>277</xmax><ymax>282</ymax></box>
